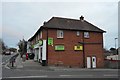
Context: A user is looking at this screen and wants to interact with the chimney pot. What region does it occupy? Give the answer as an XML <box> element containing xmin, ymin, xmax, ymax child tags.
<box><xmin>43</xmin><ymin>21</ymin><xmax>47</xmax><ymax>25</ymax></box>
<box><xmin>80</xmin><ymin>15</ymin><xmax>84</xmax><ymax>21</ymax></box>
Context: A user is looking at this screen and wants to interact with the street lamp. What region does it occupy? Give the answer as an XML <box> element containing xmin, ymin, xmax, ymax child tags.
<box><xmin>115</xmin><ymin>38</ymin><xmax>118</xmax><ymax>49</ymax></box>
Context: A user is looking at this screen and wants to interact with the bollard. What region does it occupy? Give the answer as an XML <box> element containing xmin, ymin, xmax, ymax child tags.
<box><xmin>11</xmin><ymin>61</ymin><xmax>14</xmax><ymax>67</ymax></box>
<box><xmin>9</xmin><ymin>53</ymin><xmax>19</xmax><ymax>68</ymax></box>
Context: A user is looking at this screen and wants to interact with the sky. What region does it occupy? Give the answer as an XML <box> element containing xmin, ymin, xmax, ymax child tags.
<box><xmin>1</xmin><ymin>0</ymin><xmax>119</xmax><ymax>50</ymax></box>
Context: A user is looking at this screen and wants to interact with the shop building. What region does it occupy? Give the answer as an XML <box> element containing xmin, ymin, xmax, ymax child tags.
<box><xmin>28</xmin><ymin>16</ymin><xmax>105</xmax><ymax>68</ymax></box>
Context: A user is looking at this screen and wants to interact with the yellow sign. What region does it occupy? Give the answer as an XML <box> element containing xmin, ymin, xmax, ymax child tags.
<box><xmin>74</xmin><ymin>45</ymin><xmax>83</xmax><ymax>50</ymax></box>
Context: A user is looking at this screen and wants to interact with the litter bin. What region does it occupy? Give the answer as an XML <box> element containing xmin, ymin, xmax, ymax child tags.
<box><xmin>28</xmin><ymin>53</ymin><xmax>35</xmax><ymax>59</ymax></box>
<box><xmin>42</xmin><ymin>60</ymin><xmax>46</xmax><ymax>66</ymax></box>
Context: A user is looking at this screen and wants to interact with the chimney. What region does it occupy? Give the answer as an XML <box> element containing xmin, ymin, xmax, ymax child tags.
<box><xmin>43</xmin><ymin>21</ymin><xmax>47</xmax><ymax>25</ymax></box>
<box><xmin>80</xmin><ymin>15</ymin><xmax>84</xmax><ymax>22</ymax></box>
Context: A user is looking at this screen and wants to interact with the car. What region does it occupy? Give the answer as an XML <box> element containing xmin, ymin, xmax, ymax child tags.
<box><xmin>4</xmin><ymin>51</ymin><xmax>11</xmax><ymax>55</ymax></box>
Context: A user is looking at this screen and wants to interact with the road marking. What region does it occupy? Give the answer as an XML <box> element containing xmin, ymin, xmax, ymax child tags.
<box><xmin>60</xmin><ymin>75</ymin><xmax>72</xmax><ymax>77</ymax></box>
<box><xmin>104</xmin><ymin>74</ymin><xmax>118</xmax><ymax>77</ymax></box>
<box><xmin>60</xmin><ymin>75</ymin><xmax>93</xmax><ymax>77</ymax></box>
<box><xmin>6</xmin><ymin>75</ymin><xmax>48</xmax><ymax>78</ymax></box>
<box><xmin>4</xmin><ymin>64</ymin><xmax>10</xmax><ymax>69</ymax></box>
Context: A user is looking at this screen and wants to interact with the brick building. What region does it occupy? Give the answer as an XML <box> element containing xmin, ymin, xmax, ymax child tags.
<box><xmin>28</xmin><ymin>16</ymin><xmax>105</xmax><ymax>68</ymax></box>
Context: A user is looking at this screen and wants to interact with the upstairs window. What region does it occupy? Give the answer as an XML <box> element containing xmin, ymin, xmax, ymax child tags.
<box><xmin>76</xmin><ymin>31</ymin><xmax>80</xmax><ymax>36</ymax></box>
<box><xmin>57</xmin><ymin>30</ymin><xmax>64</xmax><ymax>38</ymax></box>
<box><xmin>40</xmin><ymin>31</ymin><xmax>42</xmax><ymax>38</ymax></box>
<box><xmin>84</xmin><ymin>32</ymin><xmax>89</xmax><ymax>38</ymax></box>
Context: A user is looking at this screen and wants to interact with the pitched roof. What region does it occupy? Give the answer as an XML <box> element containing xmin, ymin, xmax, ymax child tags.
<box><xmin>28</xmin><ymin>16</ymin><xmax>105</xmax><ymax>41</ymax></box>
<box><xmin>42</xmin><ymin>17</ymin><xmax>105</xmax><ymax>32</ymax></box>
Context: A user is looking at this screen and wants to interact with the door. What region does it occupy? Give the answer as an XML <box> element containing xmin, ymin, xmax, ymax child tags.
<box><xmin>92</xmin><ymin>57</ymin><xmax>96</xmax><ymax>68</ymax></box>
<box><xmin>38</xmin><ymin>47</ymin><xmax>42</xmax><ymax>63</ymax></box>
<box><xmin>87</xmin><ymin>57</ymin><xmax>91</xmax><ymax>68</ymax></box>
<box><xmin>40</xmin><ymin>47</ymin><xmax>42</xmax><ymax>63</ymax></box>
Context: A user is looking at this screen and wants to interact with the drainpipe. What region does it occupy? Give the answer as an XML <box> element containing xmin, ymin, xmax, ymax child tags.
<box><xmin>46</xmin><ymin>28</ymin><xmax>48</xmax><ymax>66</ymax></box>
<box><xmin>82</xmin><ymin>32</ymin><xmax>85</xmax><ymax>68</ymax></box>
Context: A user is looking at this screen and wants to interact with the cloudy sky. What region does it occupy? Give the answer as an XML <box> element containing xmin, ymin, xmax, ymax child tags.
<box><xmin>1</xmin><ymin>0</ymin><xmax>119</xmax><ymax>49</ymax></box>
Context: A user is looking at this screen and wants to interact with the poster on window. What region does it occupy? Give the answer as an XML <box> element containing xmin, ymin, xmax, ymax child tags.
<box><xmin>48</xmin><ymin>38</ymin><xmax>53</xmax><ymax>45</ymax></box>
<box><xmin>74</xmin><ymin>45</ymin><xmax>83</xmax><ymax>50</ymax></box>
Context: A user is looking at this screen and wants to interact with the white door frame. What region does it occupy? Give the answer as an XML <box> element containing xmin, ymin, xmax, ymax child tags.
<box><xmin>42</xmin><ymin>40</ymin><xmax>46</xmax><ymax>60</ymax></box>
<box><xmin>92</xmin><ymin>56</ymin><xmax>97</xmax><ymax>68</ymax></box>
<box><xmin>87</xmin><ymin>57</ymin><xmax>91</xmax><ymax>68</ymax></box>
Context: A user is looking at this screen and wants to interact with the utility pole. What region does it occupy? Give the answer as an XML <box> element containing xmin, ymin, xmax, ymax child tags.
<box><xmin>115</xmin><ymin>38</ymin><xmax>118</xmax><ymax>49</ymax></box>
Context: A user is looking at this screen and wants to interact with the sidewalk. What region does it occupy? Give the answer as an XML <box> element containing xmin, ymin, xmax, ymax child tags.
<box><xmin>21</xmin><ymin>60</ymin><xmax>54</xmax><ymax>71</ymax></box>
<box><xmin>12</xmin><ymin>56</ymin><xmax>119</xmax><ymax>71</ymax></box>
<box><xmin>21</xmin><ymin>60</ymin><xmax>119</xmax><ymax>71</ymax></box>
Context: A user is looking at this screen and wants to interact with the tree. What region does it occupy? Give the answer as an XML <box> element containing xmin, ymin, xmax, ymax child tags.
<box><xmin>0</xmin><ymin>39</ymin><xmax>8</xmax><ymax>54</ymax></box>
<box><xmin>110</xmin><ymin>47</ymin><xmax>117</xmax><ymax>55</ymax></box>
<box><xmin>9</xmin><ymin>48</ymin><xmax>17</xmax><ymax>52</ymax></box>
<box><xmin>0</xmin><ymin>39</ymin><xmax>7</xmax><ymax>50</ymax></box>
<box><xmin>0</xmin><ymin>39</ymin><xmax>2</xmax><ymax>54</ymax></box>
<box><xmin>103</xmin><ymin>48</ymin><xmax>111</xmax><ymax>58</ymax></box>
<box><xmin>18</xmin><ymin>39</ymin><xmax>27</xmax><ymax>57</ymax></box>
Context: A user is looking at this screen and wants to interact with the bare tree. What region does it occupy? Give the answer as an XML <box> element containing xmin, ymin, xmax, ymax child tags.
<box><xmin>18</xmin><ymin>39</ymin><xmax>27</xmax><ymax>57</ymax></box>
<box><xmin>0</xmin><ymin>39</ymin><xmax>8</xmax><ymax>54</ymax></box>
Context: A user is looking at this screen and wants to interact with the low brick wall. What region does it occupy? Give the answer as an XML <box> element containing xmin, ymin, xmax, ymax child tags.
<box><xmin>104</xmin><ymin>59</ymin><xmax>120</xmax><ymax>69</ymax></box>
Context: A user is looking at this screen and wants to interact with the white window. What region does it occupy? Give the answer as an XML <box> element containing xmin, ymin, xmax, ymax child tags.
<box><xmin>84</xmin><ymin>32</ymin><xmax>89</xmax><ymax>38</ymax></box>
<box><xmin>77</xmin><ymin>31</ymin><xmax>80</xmax><ymax>36</ymax></box>
<box><xmin>57</xmin><ymin>30</ymin><xmax>63</xmax><ymax>38</ymax></box>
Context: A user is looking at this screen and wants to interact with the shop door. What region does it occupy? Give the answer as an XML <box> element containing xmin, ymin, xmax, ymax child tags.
<box><xmin>87</xmin><ymin>57</ymin><xmax>91</xmax><ymax>68</ymax></box>
<box><xmin>92</xmin><ymin>57</ymin><xmax>96</xmax><ymax>68</ymax></box>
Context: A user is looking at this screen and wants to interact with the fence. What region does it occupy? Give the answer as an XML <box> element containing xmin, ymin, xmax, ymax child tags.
<box><xmin>104</xmin><ymin>59</ymin><xmax>120</xmax><ymax>69</ymax></box>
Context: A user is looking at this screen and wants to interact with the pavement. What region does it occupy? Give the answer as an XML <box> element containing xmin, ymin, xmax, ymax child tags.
<box><xmin>21</xmin><ymin>60</ymin><xmax>54</xmax><ymax>71</ymax></box>
<box><xmin>6</xmin><ymin>55</ymin><xmax>54</xmax><ymax>71</ymax></box>
<box><xmin>7</xmin><ymin>55</ymin><xmax>119</xmax><ymax>72</ymax></box>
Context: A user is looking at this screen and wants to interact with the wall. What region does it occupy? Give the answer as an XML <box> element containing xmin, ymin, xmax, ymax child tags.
<box><xmin>42</xmin><ymin>28</ymin><xmax>104</xmax><ymax>68</ymax></box>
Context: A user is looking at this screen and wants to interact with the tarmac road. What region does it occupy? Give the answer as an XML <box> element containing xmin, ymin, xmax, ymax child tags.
<box><xmin>1</xmin><ymin>55</ymin><xmax>119</xmax><ymax>80</ymax></box>
<box><xmin>2</xmin><ymin>61</ymin><xmax>119</xmax><ymax>79</ymax></box>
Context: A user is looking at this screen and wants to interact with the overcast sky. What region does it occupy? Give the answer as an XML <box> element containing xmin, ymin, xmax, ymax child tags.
<box><xmin>1</xmin><ymin>0</ymin><xmax>119</xmax><ymax>49</ymax></box>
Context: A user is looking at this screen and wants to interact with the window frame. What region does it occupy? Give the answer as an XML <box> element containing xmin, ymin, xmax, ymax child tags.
<box><xmin>76</xmin><ymin>31</ymin><xmax>80</xmax><ymax>36</ymax></box>
<box><xmin>40</xmin><ymin>31</ymin><xmax>42</xmax><ymax>39</ymax></box>
<box><xmin>84</xmin><ymin>32</ymin><xmax>90</xmax><ymax>38</ymax></box>
<box><xmin>57</xmin><ymin>30</ymin><xmax>64</xmax><ymax>38</ymax></box>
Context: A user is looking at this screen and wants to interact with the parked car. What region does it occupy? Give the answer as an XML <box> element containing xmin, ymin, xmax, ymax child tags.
<box><xmin>4</xmin><ymin>51</ymin><xmax>11</xmax><ymax>55</ymax></box>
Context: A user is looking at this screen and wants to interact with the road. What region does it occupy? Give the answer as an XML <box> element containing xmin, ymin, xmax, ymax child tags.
<box><xmin>1</xmin><ymin>54</ymin><xmax>119</xmax><ymax>80</ymax></box>
<box><xmin>2</xmin><ymin>67</ymin><xmax>119</xmax><ymax>78</ymax></box>
<box><xmin>2</xmin><ymin>54</ymin><xmax>15</xmax><ymax>65</ymax></box>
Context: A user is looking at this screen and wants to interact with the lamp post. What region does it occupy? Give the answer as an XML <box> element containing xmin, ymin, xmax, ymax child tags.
<box><xmin>115</xmin><ymin>38</ymin><xmax>118</xmax><ymax>49</ymax></box>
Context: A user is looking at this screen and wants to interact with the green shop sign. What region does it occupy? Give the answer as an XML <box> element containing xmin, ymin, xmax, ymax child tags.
<box><xmin>39</xmin><ymin>40</ymin><xmax>43</xmax><ymax>46</ymax></box>
<box><xmin>31</xmin><ymin>45</ymin><xmax>34</xmax><ymax>48</ymax></box>
<box><xmin>55</xmin><ymin>45</ymin><xmax>65</xmax><ymax>51</ymax></box>
<box><xmin>48</xmin><ymin>38</ymin><xmax>53</xmax><ymax>45</ymax></box>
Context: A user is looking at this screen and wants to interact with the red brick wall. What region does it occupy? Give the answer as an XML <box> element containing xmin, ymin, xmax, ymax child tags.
<box><xmin>42</xmin><ymin>28</ymin><xmax>104</xmax><ymax>68</ymax></box>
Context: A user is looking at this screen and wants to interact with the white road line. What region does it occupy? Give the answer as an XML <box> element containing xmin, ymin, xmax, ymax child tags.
<box><xmin>4</xmin><ymin>64</ymin><xmax>10</xmax><ymax>69</ymax></box>
<box><xmin>60</xmin><ymin>75</ymin><xmax>93</xmax><ymax>77</ymax></box>
<box><xmin>60</xmin><ymin>75</ymin><xmax>72</xmax><ymax>77</ymax></box>
<box><xmin>104</xmin><ymin>74</ymin><xmax>118</xmax><ymax>77</ymax></box>
<box><xmin>6</xmin><ymin>75</ymin><xmax>48</xmax><ymax>78</ymax></box>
